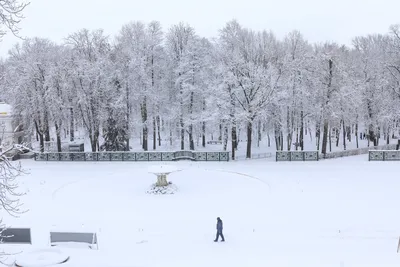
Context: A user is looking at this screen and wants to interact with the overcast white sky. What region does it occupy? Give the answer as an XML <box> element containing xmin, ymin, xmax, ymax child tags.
<box><xmin>0</xmin><ymin>0</ymin><xmax>399</xmax><ymax>58</ymax></box>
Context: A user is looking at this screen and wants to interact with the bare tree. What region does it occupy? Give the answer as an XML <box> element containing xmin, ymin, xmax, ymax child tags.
<box><xmin>0</xmin><ymin>151</ymin><xmax>23</xmax><ymax>214</ymax></box>
<box><xmin>0</xmin><ymin>0</ymin><xmax>29</xmax><ymax>40</ymax></box>
<box><xmin>0</xmin><ymin>145</ymin><xmax>26</xmax><ymax>260</ymax></box>
<box><xmin>0</xmin><ymin>1</ymin><xmax>28</xmax><ymax>260</ymax></box>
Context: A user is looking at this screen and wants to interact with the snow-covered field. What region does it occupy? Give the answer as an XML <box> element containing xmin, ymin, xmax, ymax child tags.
<box><xmin>1</xmin><ymin>156</ymin><xmax>400</xmax><ymax>267</ymax></box>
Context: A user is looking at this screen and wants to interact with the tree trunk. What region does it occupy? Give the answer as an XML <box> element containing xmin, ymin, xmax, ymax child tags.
<box><xmin>336</xmin><ymin>122</ymin><xmax>340</xmax><ymax>147</ymax></box>
<box><xmin>300</xmin><ymin>110</ymin><xmax>304</xmax><ymax>151</ymax></box>
<box><xmin>355</xmin><ymin>121</ymin><xmax>359</xmax><ymax>148</ymax></box>
<box><xmin>329</xmin><ymin>126</ymin><xmax>332</xmax><ymax>152</ymax></box>
<box><xmin>188</xmin><ymin>91</ymin><xmax>194</xmax><ymax>150</ymax></box>
<box><xmin>153</xmin><ymin>116</ymin><xmax>156</xmax><ymax>150</ymax></box>
<box><xmin>368</xmin><ymin>126</ymin><xmax>375</xmax><ymax>146</ymax></box>
<box><xmin>274</xmin><ymin>120</ymin><xmax>283</xmax><ymax>151</ymax></box>
<box><xmin>142</xmin><ymin>126</ymin><xmax>148</xmax><ymax>151</ymax></box>
<box><xmin>229</xmin><ymin>90</ymin><xmax>237</xmax><ymax>154</ymax></box>
<box><xmin>89</xmin><ymin>133</ymin><xmax>96</xmax><ymax>152</ymax></box>
<box><xmin>346</xmin><ymin>126</ymin><xmax>351</xmax><ymax>142</ymax></box>
<box><xmin>316</xmin><ymin>119</ymin><xmax>321</xmax><ymax>150</ymax></box>
<box><xmin>44</xmin><ymin>111</ymin><xmax>50</xmax><ymax>142</ymax></box>
<box><xmin>157</xmin><ymin>116</ymin><xmax>161</xmax><ymax>147</ymax></box>
<box><xmin>367</xmin><ymin>98</ymin><xmax>377</xmax><ymax>146</ymax></box>
<box><xmin>321</xmin><ymin>59</ymin><xmax>333</xmax><ymax>155</ymax></box>
<box><xmin>387</xmin><ymin>131</ymin><xmax>390</xmax><ymax>144</ymax></box>
<box><xmin>321</xmin><ymin>120</ymin><xmax>329</xmax><ymax>156</ymax></box>
<box><xmin>342</xmin><ymin>119</ymin><xmax>346</xmax><ymax>150</ymax></box>
<box><xmin>267</xmin><ymin>132</ymin><xmax>271</xmax><ymax>147</ymax></box>
<box><xmin>202</xmin><ymin>121</ymin><xmax>206</xmax><ymax>148</ymax></box>
<box><xmin>150</xmin><ymin>52</ymin><xmax>155</xmax><ymax>151</ymax></box>
<box><xmin>231</xmin><ymin>125</ymin><xmax>237</xmax><ymax>160</ymax></box>
<box><xmin>287</xmin><ymin>107</ymin><xmax>292</xmax><ymax>151</ymax></box>
<box><xmin>44</xmin><ymin>128</ymin><xmax>50</xmax><ymax>142</ymax></box>
<box><xmin>169</xmin><ymin>125</ymin><xmax>173</xmax><ymax>147</ymax></box>
<box><xmin>189</xmin><ymin>124</ymin><xmax>194</xmax><ymax>150</ymax></box>
<box><xmin>219</xmin><ymin>123</ymin><xmax>222</xmax><ymax>141</ymax></box>
<box><xmin>202</xmin><ymin>99</ymin><xmax>206</xmax><ymax>148</ymax></box>
<box><xmin>55</xmin><ymin>122</ymin><xmax>62</xmax><ymax>152</ymax></box>
<box><xmin>180</xmin><ymin>116</ymin><xmax>184</xmax><ymax>150</ymax></box>
<box><xmin>70</xmin><ymin>107</ymin><xmax>75</xmax><ymax>142</ymax></box>
<box><xmin>141</xmin><ymin>97</ymin><xmax>148</xmax><ymax>151</ymax></box>
<box><xmin>376</xmin><ymin>126</ymin><xmax>380</xmax><ymax>146</ymax></box>
<box><xmin>223</xmin><ymin>124</ymin><xmax>228</xmax><ymax>151</ymax></box>
<box><xmin>246</xmin><ymin>121</ymin><xmax>252</xmax><ymax>158</ymax></box>
<box><xmin>257</xmin><ymin>120</ymin><xmax>261</xmax><ymax>148</ymax></box>
<box><xmin>35</xmin><ymin>120</ymin><xmax>44</xmax><ymax>153</ymax></box>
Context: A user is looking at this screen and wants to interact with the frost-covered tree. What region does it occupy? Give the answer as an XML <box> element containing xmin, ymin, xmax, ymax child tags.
<box><xmin>44</xmin><ymin>45</ymin><xmax>73</xmax><ymax>151</ymax></box>
<box><xmin>311</xmin><ymin>43</ymin><xmax>346</xmax><ymax>155</ymax></box>
<box><xmin>385</xmin><ymin>25</ymin><xmax>400</xmax><ymax>134</ymax></box>
<box><xmin>353</xmin><ymin>35</ymin><xmax>389</xmax><ymax>146</ymax></box>
<box><xmin>114</xmin><ymin>21</ymin><xmax>165</xmax><ymax>151</ymax></box>
<box><xmin>165</xmin><ymin>22</ymin><xmax>200</xmax><ymax>150</ymax></box>
<box><xmin>279</xmin><ymin>31</ymin><xmax>314</xmax><ymax>151</ymax></box>
<box><xmin>66</xmin><ymin>29</ymin><xmax>111</xmax><ymax>152</ymax></box>
<box><xmin>3</xmin><ymin>20</ymin><xmax>400</xmax><ymax>154</ymax></box>
<box><xmin>218</xmin><ymin>20</ymin><xmax>282</xmax><ymax>158</ymax></box>
<box><xmin>5</xmin><ymin>38</ymin><xmax>57</xmax><ymax>152</ymax></box>
<box><xmin>0</xmin><ymin>0</ymin><xmax>29</xmax><ymax>39</ymax></box>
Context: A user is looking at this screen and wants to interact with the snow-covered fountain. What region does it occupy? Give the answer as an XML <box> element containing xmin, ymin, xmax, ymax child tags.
<box><xmin>147</xmin><ymin>165</ymin><xmax>181</xmax><ymax>195</ymax></box>
<box><xmin>14</xmin><ymin>248</ymin><xmax>70</xmax><ymax>267</ymax></box>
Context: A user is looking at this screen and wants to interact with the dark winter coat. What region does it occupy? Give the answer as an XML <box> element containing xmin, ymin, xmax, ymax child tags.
<box><xmin>217</xmin><ymin>218</ymin><xmax>223</xmax><ymax>232</ymax></box>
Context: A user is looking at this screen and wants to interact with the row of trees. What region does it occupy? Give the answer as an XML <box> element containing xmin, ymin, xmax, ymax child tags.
<box><xmin>2</xmin><ymin>20</ymin><xmax>400</xmax><ymax>158</ymax></box>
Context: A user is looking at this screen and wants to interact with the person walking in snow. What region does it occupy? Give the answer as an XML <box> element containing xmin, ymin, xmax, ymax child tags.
<box><xmin>214</xmin><ymin>217</ymin><xmax>225</xmax><ymax>242</ymax></box>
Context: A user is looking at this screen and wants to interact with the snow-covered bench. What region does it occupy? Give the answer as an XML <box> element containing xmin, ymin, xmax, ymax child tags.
<box><xmin>0</xmin><ymin>228</ymin><xmax>32</xmax><ymax>244</ymax></box>
<box><xmin>50</xmin><ymin>231</ymin><xmax>98</xmax><ymax>250</ymax></box>
<box><xmin>207</xmin><ymin>140</ymin><xmax>223</xmax><ymax>145</ymax></box>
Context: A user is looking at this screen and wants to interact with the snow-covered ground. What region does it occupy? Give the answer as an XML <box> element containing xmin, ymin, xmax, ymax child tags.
<box><xmin>1</xmin><ymin>156</ymin><xmax>400</xmax><ymax>267</ymax></box>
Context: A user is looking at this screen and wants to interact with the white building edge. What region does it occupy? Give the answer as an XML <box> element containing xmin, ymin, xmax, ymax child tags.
<box><xmin>0</xmin><ymin>101</ymin><xmax>25</xmax><ymax>152</ymax></box>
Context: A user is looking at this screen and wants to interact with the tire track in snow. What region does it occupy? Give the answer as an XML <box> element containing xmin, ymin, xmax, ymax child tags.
<box><xmin>51</xmin><ymin>177</ymin><xmax>96</xmax><ymax>200</ymax></box>
<box><xmin>204</xmin><ymin>168</ymin><xmax>272</xmax><ymax>192</ymax></box>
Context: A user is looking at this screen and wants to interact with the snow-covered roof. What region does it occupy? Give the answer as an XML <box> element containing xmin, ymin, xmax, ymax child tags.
<box><xmin>0</xmin><ymin>102</ymin><xmax>12</xmax><ymax>116</ymax></box>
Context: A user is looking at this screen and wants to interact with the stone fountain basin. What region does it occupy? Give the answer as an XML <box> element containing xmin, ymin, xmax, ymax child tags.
<box><xmin>147</xmin><ymin>165</ymin><xmax>181</xmax><ymax>174</ymax></box>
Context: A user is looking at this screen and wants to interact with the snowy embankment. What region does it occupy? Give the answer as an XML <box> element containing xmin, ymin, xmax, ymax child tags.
<box><xmin>1</xmin><ymin>156</ymin><xmax>400</xmax><ymax>267</ymax></box>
